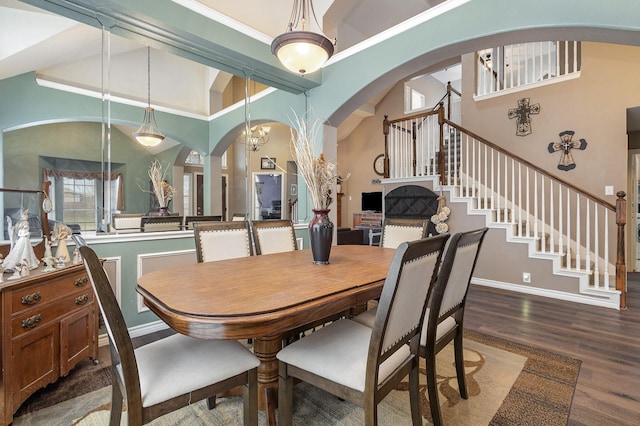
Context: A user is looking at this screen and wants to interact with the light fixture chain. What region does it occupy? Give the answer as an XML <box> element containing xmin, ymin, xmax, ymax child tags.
<box><xmin>147</xmin><ymin>46</ymin><xmax>151</xmax><ymax>107</ymax></box>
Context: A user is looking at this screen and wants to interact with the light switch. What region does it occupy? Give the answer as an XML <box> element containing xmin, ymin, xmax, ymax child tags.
<box><xmin>605</xmin><ymin>186</ymin><xmax>614</xmax><ymax>196</ymax></box>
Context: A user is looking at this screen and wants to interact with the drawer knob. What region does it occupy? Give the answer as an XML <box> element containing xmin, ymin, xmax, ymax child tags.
<box><xmin>21</xmin><ymin>314</ymin><xmax>42</xmax><ymax>329</ymax></box>
<box><xmin>21</xmin><ymin>292</ymin><xmax>42</xmax><ymax>305</ymax></box>
<box><xmin>75</xmin><ymin>276</ymin><xmax>89</xmax><ymax>287</ymax></box>
<box><xmin>75</xmin><ymin>294</ymin><xmax>89</xmax><ymax>305</ymax></box>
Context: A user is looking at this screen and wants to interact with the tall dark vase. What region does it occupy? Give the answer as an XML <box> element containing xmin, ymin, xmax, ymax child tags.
<box><xmin>308</xmin><ymin>209</ymin><xmax>334</xmax><ymax>264</ymax></box>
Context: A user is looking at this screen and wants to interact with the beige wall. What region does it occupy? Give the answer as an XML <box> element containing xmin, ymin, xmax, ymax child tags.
<box><xmin>461</xmin><ymin>42</ymin><xmax>639</xmax><ymax>203</ymax></box>
<box><xmin>337</xmin><ymin>41</ymin><xmax>639</xmax><ymax>293</ymax></box>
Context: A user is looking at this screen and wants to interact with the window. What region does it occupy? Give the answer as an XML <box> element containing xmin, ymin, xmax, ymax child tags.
<box><xmin>44</xmin><ymin>167</ymin><xmax>123</xmax><ymax>231</ymax></box>
<box><xmin>183</xmin><ymin>174</ymin><xmax>192</xmax><ymax>215</ymax></box>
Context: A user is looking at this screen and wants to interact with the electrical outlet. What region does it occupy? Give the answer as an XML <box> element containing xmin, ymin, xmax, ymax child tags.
<box><xmin>522</xmin><ymin>272</ymin><xmax>531</xmax><ymax>283</ymax></box>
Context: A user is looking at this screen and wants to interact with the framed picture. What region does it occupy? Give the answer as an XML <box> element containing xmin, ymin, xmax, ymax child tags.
<box><xmin>261</xmin><ymin>157</ymin><xmax>276</xmax><ymax>170</ymax></box>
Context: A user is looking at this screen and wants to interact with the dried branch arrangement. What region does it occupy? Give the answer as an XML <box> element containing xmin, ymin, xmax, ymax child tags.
<box><xmin>290</xmin><ymin>112</ymin><xmax>339</xmax><ymax>210</ymax></box>
<box><xmin>143</xmin><ymin>160</ymin><xmax>176</xmax><ymax>208</ymax></box>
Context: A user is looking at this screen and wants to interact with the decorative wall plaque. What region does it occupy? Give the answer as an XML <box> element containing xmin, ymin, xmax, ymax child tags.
<box><xmin>508</xmin><ymin>98</ymin><xmax>540</xmax><ymax>136</ymax></box>
<box><xmin>547</xmin><ymin>130</ymin><xmax>587</xmax><ymax>171</ymax></box>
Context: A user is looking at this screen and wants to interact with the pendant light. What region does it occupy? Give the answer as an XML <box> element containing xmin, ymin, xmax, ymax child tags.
<box><xmin>133</xmin><ymin>46</ymin><xmax>165</xmax><ymax>147</ymax></box>
<box><xmin>271</xmin><ymin>0</ymin><xmax>335</xmax><ymax>76</ymax></box>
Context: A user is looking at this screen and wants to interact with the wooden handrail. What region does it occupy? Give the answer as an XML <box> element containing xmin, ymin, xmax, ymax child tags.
<box><xmin>383</xmin><ymin>95</ymin><xmax>627</xmax><ymax>309</ymax></box>
<box><xmin>443</xmin><ymin>118</ymin><xmax>616</xmax><ymax>211</ymax></box>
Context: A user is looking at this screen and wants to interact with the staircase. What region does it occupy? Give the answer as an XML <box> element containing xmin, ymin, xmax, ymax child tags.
<box><xmin>383</xmin><ymin>102</ymin><xmax>626</xmax><ymax>310</ymax></box>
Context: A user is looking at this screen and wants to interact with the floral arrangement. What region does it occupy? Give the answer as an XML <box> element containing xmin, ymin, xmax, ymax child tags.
<box><xmin>431</xmin><ymin>195</ymin><xmax>451</xmax><ymax>234</ymax></box>
<box><xmin>144</xmin><ymin>160</ymin><xmax>176</xmax><ymax>208</ymax></box>
<box><xmin>290</xmin><ymin>112</ymin><xmax>339</xmax><ymax>211</ymax></box>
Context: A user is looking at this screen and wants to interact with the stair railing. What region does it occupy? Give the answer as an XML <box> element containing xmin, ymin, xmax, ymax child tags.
<box><xmin>382</xmin><ymin>104</ymin><xmax>627</xmax><ymax>309</ymax></box>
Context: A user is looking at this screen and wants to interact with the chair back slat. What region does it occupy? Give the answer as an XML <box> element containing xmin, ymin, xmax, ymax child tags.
<box><xmin>434</xmin><ymin>228</ymin><xmax>487</xmax><ymax>321</ymax></box>
<box><xmin>193</xmin><ymin>221</ymin><xmax>253</xmax><ymax>263</ymax></box>
<box><xmin>251</xmin><ymin>220</ymin><xmax>297</xmax><ymax>255</ymax></box>
<box><xmin>370</xmin><ymin>234</ymin><xmax>448</xmax><ymax>365</ymax></box>
<box><xmin>380</xmin><ymin>218</ymin><xmax>429</xmax><ymax>249</ymax></box>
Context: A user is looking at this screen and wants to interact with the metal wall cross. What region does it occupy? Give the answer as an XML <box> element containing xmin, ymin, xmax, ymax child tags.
<box><xmin>547</xmin><ymin>130</ymin><xmax>587</xmax><ymax>171</ymax></box>
<box><xmin>508</xmin><ymin>97</ymin><xmax>540</xmax><ymax>136</ymax></box>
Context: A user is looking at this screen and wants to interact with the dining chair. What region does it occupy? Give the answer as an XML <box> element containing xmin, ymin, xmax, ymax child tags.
<box><xmin>183</xmin><ymin>215</ymin><xmax>222</xmax><ymax>230</ymax></box>
<box><xmin>193</xmin><ymin>221</ymin><xmax>253</xmax><ymax>263</ymax></box>
<box><xmin>73</xmin><ymin>237</ymin><xmax>260</xmax><ymax>426</ymax></box>
<box><xmin>370</xmin><ymin>217</ymin><xmax>429</xmax><ymax>248</ymax></box>
<box><xmin>140</xmin><ymin>215</ymin><xmax>183</xmax><ymax>232</ymax></box>
<box><xmin>111</xmin><ymin>213</ymin><xmax>143</xmax><ymax>233</ymax></box>
<box><xmin>277</xmin><ymin>234</ymin><xmax>449</xmax><ymax>426</ymax></box>
<box><xmin>420</xmin><ymin>227</ymin><xmax>488</xmax><ymax>426</ymax></box>
<box><xmin>251</xmin><ymin>219</ymin><xmax>297</xmax><ymax>255</ymax></box>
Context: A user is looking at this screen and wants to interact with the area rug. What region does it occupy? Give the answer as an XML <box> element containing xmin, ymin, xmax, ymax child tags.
<box><xmin>12</xmin><ymin>330</ymin><xmax>581</xmax><ymax>425</ymax></box>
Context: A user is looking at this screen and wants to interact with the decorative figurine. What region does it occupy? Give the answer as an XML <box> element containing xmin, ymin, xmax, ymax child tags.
<box><xmin>56</xmin><ymin>255</ymin><xmax>66</xmax><ymax>269</ymax></box>
<box><xmin>6</xmin><ymin>217</ymin><xmax>14</xmax><ymax>249</ymax></box>
<box><xmin>8</xmin><ymin>263</ymin><xmax>22</xmax><ymax>280</ymax></box>
<box><xmin>52</xmin><ymin>223</ymin><xmax>72</xmax><ymax>263</ymax></box>
<box><xmin>72</xmin><ymin>247</ymin><xmax>82</xmax><ymax>265</ymax></box>
<box><xmin>0</xmin><ymin>256</ymin><xmax>4</xmax><ymax>283</ymax></box>
<box><xmin>20</xmin><ymin>259</ymin><xmax>30</xmax><ymax>277</ymax></box>
<box><xmin>3</xmin><ymin>210</ymin><xmax>39</xmax><ymax>271</ymax></box>
<box><xmin>42</xmin><ymin>256</ymin><xmax>56</xmax><ymax>272</ymax></box>
<box><xmin>44</xmin><ymin>238</ymin><xmax>53</xmax><ymax>259</ymax></box>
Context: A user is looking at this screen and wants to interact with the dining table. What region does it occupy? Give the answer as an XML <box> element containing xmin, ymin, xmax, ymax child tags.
<box><xmin>136</xmin><ymin>244</ymin><xmax>396</xmax><ymax>425</ymax></box>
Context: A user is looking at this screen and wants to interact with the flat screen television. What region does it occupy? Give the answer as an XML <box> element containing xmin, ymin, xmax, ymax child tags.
<box><xmin>361</xmin><ymin>191</ymin><xmax>383</xmax><ymax>212</ymax></box>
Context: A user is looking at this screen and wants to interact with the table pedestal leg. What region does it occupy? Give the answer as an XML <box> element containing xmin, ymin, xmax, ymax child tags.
<box><xmin>253</xmin><ymin>335</ymin><xmax>282</xmax><ymax>425</ymax></box>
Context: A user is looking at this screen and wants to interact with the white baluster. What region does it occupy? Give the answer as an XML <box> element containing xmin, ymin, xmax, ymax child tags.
<box><xmin>566</xmin><ymin>187</ymin><xmax>571</xmax><ymax>269</ymax></box>
<box><xmin>576</xmin><ymin>194</ymin><xmax>581</xmax><ymax>271</ymax></box>
<box><xmin>604</xmin><ymin>211</ymin><xmax>609</xmax><ymax>290</ymax></box>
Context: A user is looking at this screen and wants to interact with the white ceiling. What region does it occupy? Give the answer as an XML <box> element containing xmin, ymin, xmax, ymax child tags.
<box><xmin>0</xmin><ymin>0</ymin><xmax>459</xmax><ymax>143</ymax></box>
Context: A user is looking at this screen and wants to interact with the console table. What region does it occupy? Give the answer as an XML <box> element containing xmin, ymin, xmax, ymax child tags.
<box><xmin>352</xmin><ymin>212</ymin><xmax>382</xmax><ymax>227</ymax></box>
<box><xmin>0</xmin><ymin>264</ymin><xmax>98</xmax><ymax>425</ymax></box>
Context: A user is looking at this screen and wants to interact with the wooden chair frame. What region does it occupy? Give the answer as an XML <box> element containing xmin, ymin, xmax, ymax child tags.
<box><xmin>278</xmin><ymin>234</ymin><xmax>449</xmax><ymax>426</ymax></box>
<box><xmin>421</xmin><ymin>227</ymin><xmax>488</xmax><ymax>426</ymax></box>
<box><xmin>183</xmin><ymin>215</ymin><xmax>222</xmax><ymax>230</ymax></box>
<box><xmin>74</xmin><ymin>237</ymin><xmax>258</xmax><ymax>425</ymax></box>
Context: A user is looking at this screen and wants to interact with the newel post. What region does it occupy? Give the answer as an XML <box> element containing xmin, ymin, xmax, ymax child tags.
<box><xmin>382</xmin><ymin>115</ymin><xmax>390</xmax><ymax>178</ymax></box>
<box><xmin>615</xmin><ymin>191</ymin><xmax>627</xmax><ymax>310</ymax></box>
<box><xmin>437</xmin><ymin>106</ymin><xmax>445</xmax><ymax>185</ymax></box>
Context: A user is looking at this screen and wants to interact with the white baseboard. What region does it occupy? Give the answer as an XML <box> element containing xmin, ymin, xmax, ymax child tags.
<box><xmin>98</xmin><ymin>320</ymin><xmax>170</xmax><ymax>347</ymax></box>
<box><xmin>471</xmin><ymin>277</ymin><xmax>620</xmax><ymax>310</ymax></box>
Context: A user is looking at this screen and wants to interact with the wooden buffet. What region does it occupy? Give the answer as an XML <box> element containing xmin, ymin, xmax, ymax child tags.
<box><xmin>0</xmin><ymin>264</ymin><xmax>98</xmax><ymax>425</ymax></box>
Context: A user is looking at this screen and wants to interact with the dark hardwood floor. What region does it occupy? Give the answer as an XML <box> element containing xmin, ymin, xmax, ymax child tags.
<box><xmin>26</xmin><ymin>276</ymin><xmax>640</xmax><ymax>425</ymax></box>
<box><xmin>464</xmin><ymin>277</ymin><xmax>640</xmax><ymax>426</ymax></box>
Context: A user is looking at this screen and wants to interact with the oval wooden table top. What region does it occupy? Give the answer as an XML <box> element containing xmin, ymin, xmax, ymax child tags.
<box><xmin>137</xmin><ymin>245</ymin><xmax>396</xmax><ymax>339</ymax></box>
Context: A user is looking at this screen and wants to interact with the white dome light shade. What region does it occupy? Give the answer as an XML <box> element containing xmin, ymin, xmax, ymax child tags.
<box><xmin>133</xmin><ymin>107</ymin><xmax>165</xmax><ymax>147</ymax></box>
<box><xmin>271</xmin><ymin>31</ymin><xmax>334</xmax><ymax>76</ymax></box>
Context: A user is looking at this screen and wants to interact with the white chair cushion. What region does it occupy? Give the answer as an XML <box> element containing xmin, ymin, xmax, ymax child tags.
<box><xmin>256</xmin><ymin>227</ymin><xmax>295</xmax><ymax>254</ymax></box>
<box><xmin>382</xmin><ymin>225</ymin><xmax>424</xmax><ymax>249</ymax></box>
<box><xmin>199</xmin><ymin>229</ymin><xmax>251</xmax><ymax>262</ymax></box>
<box><xmin>132</xmin><ymin>334</ymin><xmax>259</xmax><ymax>408</ymax></box>
<box><xmin>277</xmin><ymin>319</ymin><xmax>410</xmax><ymax>393</ymax></box>
<box><xmin>354</xmin><ymin>306</ymin><xmax>457</xmax><ymax>347</ymax></box>
<box><xmin>352</xmin><ymin>307</ymin><xmax>377</xmax><ymax>327</ymax></box>
<box><xmin>420</xmin><ymin>310</ymin><xmax>457</xmax><ymax>347</ymax></box>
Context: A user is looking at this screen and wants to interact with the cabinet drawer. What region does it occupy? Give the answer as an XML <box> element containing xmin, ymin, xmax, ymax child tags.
<box><xmin>11</xmin><ymin>289</ymin><xmax>94</xmax><ymax>338</ymax></box>
<box><xmin>10</xmin><ymin>272</ymin><xmax>90</xmax><ymax>314</ymax></box>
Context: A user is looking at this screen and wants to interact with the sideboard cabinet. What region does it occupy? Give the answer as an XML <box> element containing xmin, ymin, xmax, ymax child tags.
<box><xmin>0</xmin><ymin>264</ymin><xmax>98</xmax><ymax>425</ymax></box>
